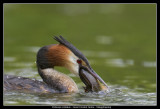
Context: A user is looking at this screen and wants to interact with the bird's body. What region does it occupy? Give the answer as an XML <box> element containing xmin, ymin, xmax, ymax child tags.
<box><xmin>4</xmin><ymin>69</ymin><xmax>78</xmax><ymax>93</ymax></box>
<box><xmin>4</xmin><ymin>36</ymin><xmax>109</xmax><ymax>93</ymax></box>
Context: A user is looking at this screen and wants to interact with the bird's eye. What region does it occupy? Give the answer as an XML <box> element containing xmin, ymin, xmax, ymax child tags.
<box><xmin>77</xmin><ymin>59</ymin><xmax>82</xmax><ymax>64</ymax></box>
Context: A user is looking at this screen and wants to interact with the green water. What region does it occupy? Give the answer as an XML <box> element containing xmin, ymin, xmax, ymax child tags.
<box><xmin>3</xmin><ymin>4</ymin><xmax>156</xmax><ymax>105</ymax></box>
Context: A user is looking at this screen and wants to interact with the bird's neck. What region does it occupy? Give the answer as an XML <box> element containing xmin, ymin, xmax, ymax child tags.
<box><xmin>37</xmin><ymin>66</ymin><xmax>78</xmax><ymax>93</ymax></box>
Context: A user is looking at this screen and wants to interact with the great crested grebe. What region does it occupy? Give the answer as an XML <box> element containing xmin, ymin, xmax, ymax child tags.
<box><xmin>4</xmin><ymin>36</ymin><xmax>109</xmax><ymax>93</ymax></box>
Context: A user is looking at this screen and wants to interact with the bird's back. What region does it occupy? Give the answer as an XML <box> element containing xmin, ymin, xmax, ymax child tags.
<box><xmin>4</xmin><ymin>75</ymin><xmax>58</xmax><ymax>93</ymax></box>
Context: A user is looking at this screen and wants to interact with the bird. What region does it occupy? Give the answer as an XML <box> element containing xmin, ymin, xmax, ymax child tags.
<box><xmin>4</xmin><ymin>36</ymin><xmax>109</xmax><ymax>93</ymax></box>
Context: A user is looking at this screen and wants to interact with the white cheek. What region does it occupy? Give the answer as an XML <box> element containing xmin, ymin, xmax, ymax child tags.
<box><xmin>70</xmin><ymin>64</ymin><xmax>79</xmax><ymax>76</ymax></box>
<box><xmin>68</xmin><ymin>55</ymin><xmax>79</xmax><ymax>76</ymax></box>
<box><xmin>69</xmin><ymin>55</ymin><xmax>77</xmax><ymax>65</ymax></box>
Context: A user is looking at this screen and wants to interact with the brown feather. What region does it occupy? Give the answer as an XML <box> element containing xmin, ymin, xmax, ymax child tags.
<box><xmin>46</xmin><ymin>44</ymin><xmax>72</xmax><ymax>67</ymax></box>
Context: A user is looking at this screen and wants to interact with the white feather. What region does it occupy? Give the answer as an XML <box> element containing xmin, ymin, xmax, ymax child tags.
<box><xmin>67</xmin><ymin>54</ymin><xmax>79</xmax><ymax>77</ymax></box>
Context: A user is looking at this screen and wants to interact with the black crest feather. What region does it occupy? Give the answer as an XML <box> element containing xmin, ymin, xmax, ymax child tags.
<box><xmin>54</xmin><ymin>36</ymin><xmax>90</xmax><ymax>68</ymax></box>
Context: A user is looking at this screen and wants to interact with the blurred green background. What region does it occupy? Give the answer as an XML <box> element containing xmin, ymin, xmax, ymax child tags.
<box><xmin>4</xmin><ymin>4</ymin><xmax>156</xmax><ymax>94</ymax></box>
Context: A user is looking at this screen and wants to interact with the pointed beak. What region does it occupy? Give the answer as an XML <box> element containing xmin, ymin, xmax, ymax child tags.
<box><xmin>79</xmin><ymin>65</ymin><xmax>109</xmax><ymax>92</ymax></box>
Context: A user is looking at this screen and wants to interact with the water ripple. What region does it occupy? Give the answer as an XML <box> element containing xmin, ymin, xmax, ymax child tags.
<box><xmin>4</xmin><ymin>84</ymin><xmax>156</xmax><ymax>106</ymax></box>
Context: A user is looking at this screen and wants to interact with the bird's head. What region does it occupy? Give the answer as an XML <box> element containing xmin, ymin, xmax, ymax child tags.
<box><xmin>37</xmin><ymin>36</ymin><xmax>109</xmax><ymax>92</ymax></box>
